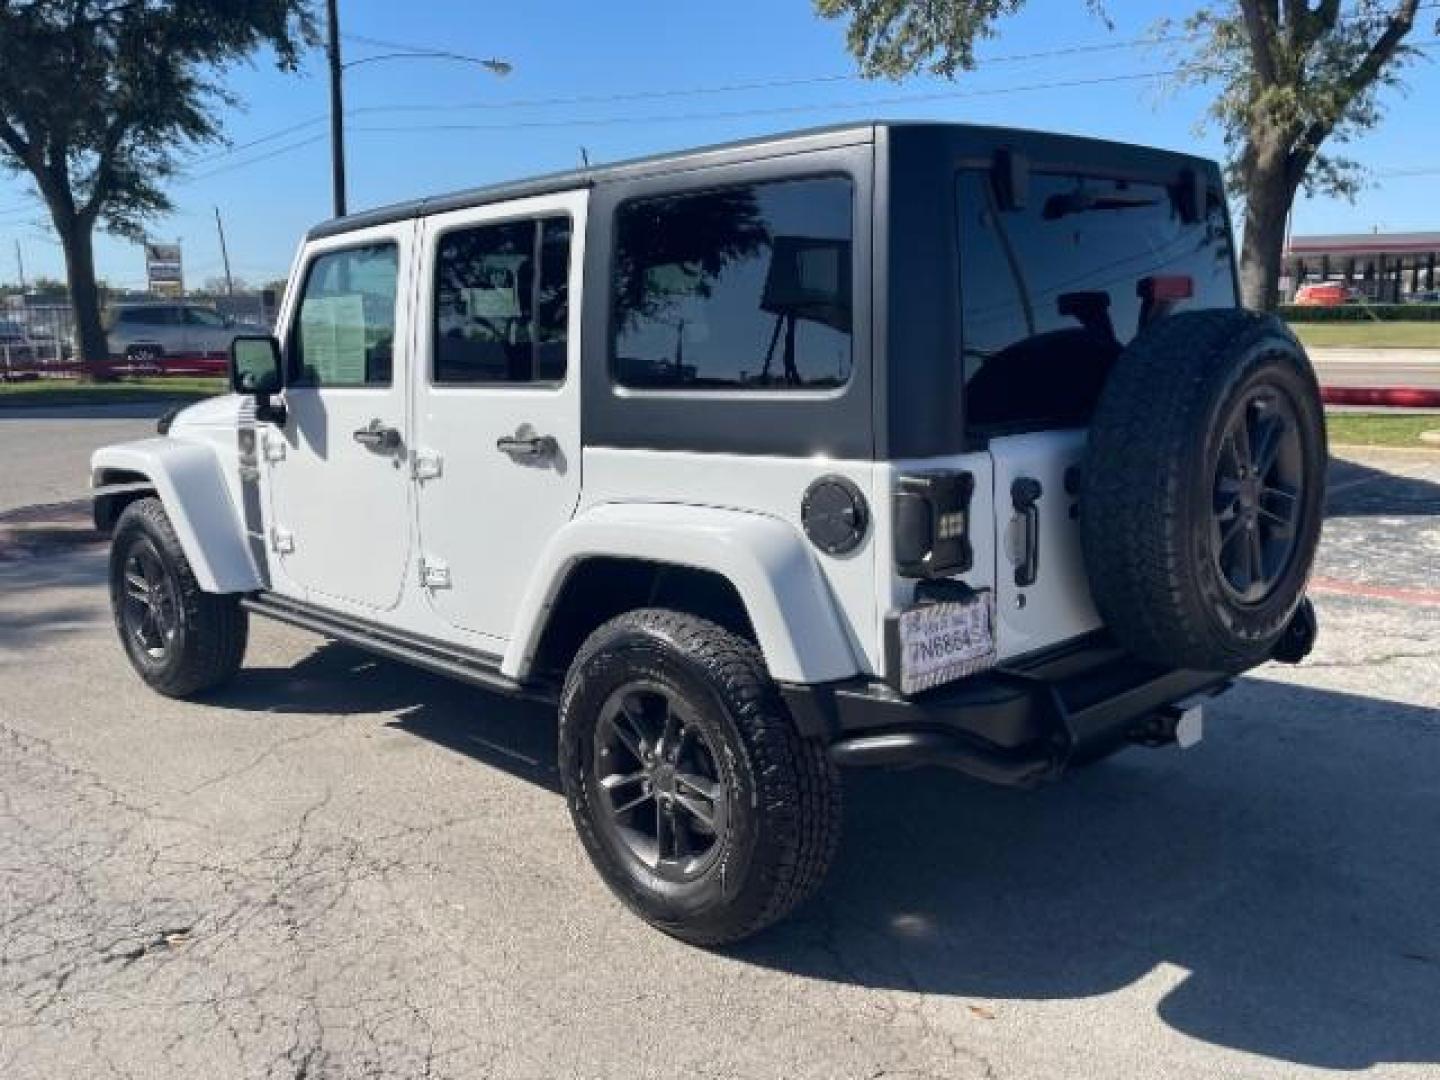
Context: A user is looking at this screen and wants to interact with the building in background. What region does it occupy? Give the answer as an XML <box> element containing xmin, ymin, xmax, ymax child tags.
<box><xmin>1283</xmin><ymin>231</ymin><xmax>1440</xmax><ymax>302</ymax></box>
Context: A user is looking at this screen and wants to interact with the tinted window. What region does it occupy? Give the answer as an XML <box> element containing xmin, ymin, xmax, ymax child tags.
<box><xmin>433</xmin><ymin>216</ymin><xmax>571</xmax><ymax>384</ymax></box>
<box><xmin>612</xmin><ymin>176</ymin><xmax>853</xmax><ymax>390</ymax></box>
<box><xmin>187</xmin><ymin>307</ymin><xmax>226</xmax><ymax>327</ymax></box>
<box><xmin>957</xmin><ymin>169</ymin><xmax>1236</xmax><ymax>430</ymax></box>
<box><xmin>291</xmin><ymin>243</ymin><xmax>398</xmax><ymax>387</ymax></box>
<box><xmin>118</xmin><ymin>307</ymin><xmax>176</xmax><ymax>326</ymax></box>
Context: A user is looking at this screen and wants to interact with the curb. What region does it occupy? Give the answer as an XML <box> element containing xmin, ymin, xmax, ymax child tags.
<box><xmin>1322</xmin><ymin>386</ymin><xmax>1440</xmax><ymax>408</ymax></box>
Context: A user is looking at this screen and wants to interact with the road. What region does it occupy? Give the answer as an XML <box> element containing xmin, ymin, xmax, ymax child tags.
<box><xmin>1309</xmin><ymin>346</ymin><xmax>1440</xmax><ymax>389</ymax></box>
<box><xmin>1</xmin><ymin>448</ymin><xmax>1437</xmax><ymax>1079</ymax></box>
<box><xmin>0</xmin><ymin>403</ymin><xmax>164</xmax><ymax>513</ymax></box>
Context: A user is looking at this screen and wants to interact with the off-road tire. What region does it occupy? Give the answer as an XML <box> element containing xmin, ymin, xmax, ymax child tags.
<box><xmin>559</xmin><ymin>609</ymin><xmax>841</xmax><ymax>946</ymax></box>
<box><xmin>109</xmin><ymin>497</ymin><xmax>248</xmax><ymax>697</ymax></box>
<box><xmin>1081</xmin><ymin>309</ymin><xmax>1326</xmax><ymax>672</ymax></box>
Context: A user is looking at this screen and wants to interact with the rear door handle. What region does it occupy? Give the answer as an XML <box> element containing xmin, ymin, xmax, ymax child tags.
<box><xmin>353</xmin><ymin>419</ymin><xmax>401</xmax><ymax>452</ymax></box>
<box><xmin>496</xmin><ymin>431</ymin><xmax>558</xmax><ymax>459</ymax></box>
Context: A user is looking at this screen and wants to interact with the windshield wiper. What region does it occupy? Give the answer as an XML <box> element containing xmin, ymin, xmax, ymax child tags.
<box><xmin>1043</xmin><ymin>190</ymin><xmax>1161</xmax><ymax>220</ymax></box>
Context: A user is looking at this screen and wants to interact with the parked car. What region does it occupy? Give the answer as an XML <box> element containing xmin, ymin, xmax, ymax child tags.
<box><xmin>0</xmin><ymin>319</ymin><xmax>36</xmax><ymax>376</ymax></box>
<box><xmin>106</xmin><ymin>302</ymin><xmax>264</xmax><ymax>371</ymax></box>
<box><xmin>90</xmin><ymin>123</ymin><xmax>1326</xmax><ymax>945</ymax></box>
<box><xmin>1293</xmin><ymin>281</ymin><xmax>1357</xmax><ymax>306</ymax></box>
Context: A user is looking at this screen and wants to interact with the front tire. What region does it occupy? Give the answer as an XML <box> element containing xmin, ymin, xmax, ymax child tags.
<box><xmin>109</xmin><ymin>497</ymin><xmax>247</xmax><ymax>697</ymax></box>
<box><xmin>559</xmin><ymin>609</ymin><xmax>841</xmax><ymax>946</ymax></box>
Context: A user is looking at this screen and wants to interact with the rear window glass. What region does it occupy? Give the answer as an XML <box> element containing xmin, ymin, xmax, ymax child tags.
<box><xmin>957</xmin><ymin>169</ymin><xmax>1236</xmax><ymax>431</ymax></box>
<box><xmin>611</xmin><ymin>176</ymin><xmax>853</xmax><ymax>391</ymax></box>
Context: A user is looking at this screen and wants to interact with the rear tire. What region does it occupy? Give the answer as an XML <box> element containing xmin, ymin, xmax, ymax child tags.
<box><xmin>1081</xmin><ymin>310</ymin><xmax>1326</xmax><ymax>672</ymax></box>
<box><xmin>109</xmin><ymin>497</ymin><xmax>247</xmax><ymax>697</ymax></box>
<box><xmin>559</xmin><ymin>609</ymin><xmax>841</xmax><ymax>946</ymax></box>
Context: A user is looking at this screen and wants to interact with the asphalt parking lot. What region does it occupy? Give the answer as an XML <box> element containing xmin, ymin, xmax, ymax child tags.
<box><xmin>1</xmin><ymin>447</ymin><xmax>1437</xmax><ymax>1079</ymax></box>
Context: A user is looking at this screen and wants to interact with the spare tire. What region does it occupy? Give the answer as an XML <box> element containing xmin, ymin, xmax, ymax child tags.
<box><xmin>1080</xmin><ymin>310</ymin><xmax>1326</xmax><ymax>672</ymax></box>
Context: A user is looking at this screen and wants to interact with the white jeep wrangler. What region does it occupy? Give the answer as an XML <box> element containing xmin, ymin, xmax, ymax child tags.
<box><xmin>92</xmin><ymin>123</ymin><xmax>1324</xmax><ymax>945</ymax></box>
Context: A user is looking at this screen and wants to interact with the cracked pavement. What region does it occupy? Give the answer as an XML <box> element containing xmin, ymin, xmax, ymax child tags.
<box><xmin>1</xmin><ymin>446</ymin><xmax>1437</xmax><ymax>1079</ymax></box>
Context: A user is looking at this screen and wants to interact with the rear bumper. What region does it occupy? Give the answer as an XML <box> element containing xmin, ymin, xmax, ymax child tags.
<box><xmin>780</xmin><ymin>634</ymin><xmax>1235</xmax><ymax>788</ymax></box>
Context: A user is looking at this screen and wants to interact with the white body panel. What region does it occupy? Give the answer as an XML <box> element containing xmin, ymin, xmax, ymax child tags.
<box><xmin>262</xmin><ymin>220</ymin><xmax>417</xmax><ymax>612</ymax></box>
<box><xmin>90</xmin><ymin>435</ymin><xmax>260</xmax><ymax>593</ymax></box>
<box><xmin>503</xmin><ymin>499</ymin><xmax>861</xmax><ymax>684</ymax></box>
<box><xmin>987</xmin><ymin>429</ymin><xmax>1101</xmax><ymax>659</ymax></box>
<box><xmin>412</xmin><ymin>191</ymin><xmax>587</xmax><ymax>647</ymax></box>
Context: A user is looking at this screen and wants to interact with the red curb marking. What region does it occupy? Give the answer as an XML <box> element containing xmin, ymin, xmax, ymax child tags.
<box><xmin>1310</xmin><ymin>577</ymin><xmax>1440</xmax><ymax>607</ymax></box>
<box><xmin>1322</xmin><ymin>386</ymin><xmax>1440</xmax><ymax>409</ymax></box>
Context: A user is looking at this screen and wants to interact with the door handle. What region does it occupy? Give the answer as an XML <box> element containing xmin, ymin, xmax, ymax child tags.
<box><xmin>1010</xmin><ymin>477</ymin><xmax>1042</xmax><ymax>588</ymax></box>
<box><xmin>353</xmin><ymin>419</ymin><xmax>402</xmax><ymax>452</ymax></box>
<box><xmin>496</xmin><ymin>430</ymin><xmax>558</xmax><ymax>460</ymax></box>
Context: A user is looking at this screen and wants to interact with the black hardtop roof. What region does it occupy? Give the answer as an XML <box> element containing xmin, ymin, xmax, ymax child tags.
<box><xmin>307</xmin><ymin>120</ymin><xmax>1218</xmax><ymax>240</ymax></box>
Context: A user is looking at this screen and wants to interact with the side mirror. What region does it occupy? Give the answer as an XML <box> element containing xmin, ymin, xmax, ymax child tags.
<box><xmin>230</xmin><ymin>334</ymin><xmax>283</xmax><ymax>395</ymax></box>
<box><xmin>230</xmin><ymin>335</ymin><xmax>287</xmax><ymax>425</ymax></box>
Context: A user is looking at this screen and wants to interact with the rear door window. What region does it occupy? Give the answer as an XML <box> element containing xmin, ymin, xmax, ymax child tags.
<box><xmin>432</xmin><ymin>215</ymin><xmax>571</xmax><ymax>385</ymax></box>
<box><xmin>957</xmin><ymin>169</ymin><xmax>1236</xmax><ymax>431</ymax></box>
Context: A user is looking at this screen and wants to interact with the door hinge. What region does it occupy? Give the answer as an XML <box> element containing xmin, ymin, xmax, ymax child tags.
<box><xmin>262</xmin><ymin>432</ymin><xmax>287</xmax><ymax>462</ymax></box>
<box><xmin>418</xmin><ymin>556</ymin><xmax>451</xmax><ymax>590</ymax></box>
<box><xmin>412</xmin><ymin>447</ymin><xmax>443</xmax><ymax>481</ymax></box>
<box><xmin>269</xmin><ymin>526</ymin><xmax>295</xmax><ymax>554</ymax></box>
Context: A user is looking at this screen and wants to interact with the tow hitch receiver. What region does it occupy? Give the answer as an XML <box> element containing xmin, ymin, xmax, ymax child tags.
<box><xmin>1131</xmin><ymin>697</ymin><xmax>1206</xmax><ymax>749</ymax></box>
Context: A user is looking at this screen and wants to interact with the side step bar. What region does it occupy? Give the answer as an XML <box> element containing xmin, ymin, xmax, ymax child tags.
<box><xmin>240</xmin><ymin>593</ymin><xmax>557</xmax><ymax>704</ymax></box>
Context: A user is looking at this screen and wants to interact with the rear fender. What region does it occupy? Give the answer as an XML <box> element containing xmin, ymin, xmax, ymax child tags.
<box><xmin>90</xmin><ymin>437</ymin><xmax>260</xmax><ymax>594</ymax></box>
<box><xmin>504</xmin><ymin>502</ymin><xmax>860</xmax><ymax>685</ymax></box>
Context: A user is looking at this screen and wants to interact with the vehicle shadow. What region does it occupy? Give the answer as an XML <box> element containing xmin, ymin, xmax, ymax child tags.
<box><xmin>1327</xmin><ymin>453</ymin><xmax>1440</xmax><ymax>518</ymax></box>
<box><xmin>731</xmin><ymin>676</ymin><xmax>1440</xmax><ymax>1071</ymax></box>
<box><xmin>206</xmin><ymin>640</ymin><xmax>560</xmax><ymax>792</ymax></box>
<box><xmin>325</xmin><ymin>649</ymin><xmax>1438</xmax><ymax>1071</ymax></box>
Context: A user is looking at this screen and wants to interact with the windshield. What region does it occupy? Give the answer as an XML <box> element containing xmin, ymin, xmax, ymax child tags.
<box><xmin>957</xmin><ymin>169</ymin><xmax>1236</xmax><ymax>432</ymax></box>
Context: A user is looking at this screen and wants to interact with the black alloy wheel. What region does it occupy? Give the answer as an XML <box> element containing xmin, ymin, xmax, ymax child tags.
<box><xmin>119</xmin><ymin>537</ymin><xmax>181</xmax><ymax>660</ymax></box>
<box><xmin>1210</xmin><ymin>384</ymin><xmax>1306</xmax><ymax>605</ymax></box>
<box><xmin>590</xmin><ymin>682</ymin><xmax>728</xmax><ymax>883</ymax></box>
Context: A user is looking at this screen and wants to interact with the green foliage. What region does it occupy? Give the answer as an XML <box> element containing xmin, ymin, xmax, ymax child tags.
<box><xmin>813</xmin><ymin>0</ymin><xmax>1106</xmax><ymax>77</ymax></box>
<box><xmin>1280</xmin><ymin>303</ymin><xmax>1440</xmax><ymax>322</ymax></box>
<box><xmin>0</xmin><ymin>1</ymin><xmax>316</xmax><ymax>240</ymax></box>
<box><xmin>1164</xmin><ymin>1</ymin><xmax>1435</xmax><ymax>203</ymax></box>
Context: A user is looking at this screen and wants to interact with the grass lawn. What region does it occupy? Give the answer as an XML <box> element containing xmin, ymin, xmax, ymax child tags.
<box><xmin>1290</xmin><ymin>321</ymin><xmax>1440</xmax><ymax>349</ymax></box>
<box><xmin>0</xmin><ymin>377</ymin><xmax>224</xmax><ymax>409</ymax></box>
<box><xmin>1326</xmin><ymin>412</ymin><xmax>1440</xmax><ymax>448</ymax></box>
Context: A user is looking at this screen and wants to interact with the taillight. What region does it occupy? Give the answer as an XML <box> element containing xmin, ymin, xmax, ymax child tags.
<box><xmin>893</xmin><ymin>470</ymin><xmax>975</xmax><ymax>578</ymax></box>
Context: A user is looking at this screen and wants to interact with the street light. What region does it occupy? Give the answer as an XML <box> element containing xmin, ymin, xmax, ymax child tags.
<box><xmin>324</xmin><ymin>0</ymin><xmax>512</xmax><ymax>218</ymax></box>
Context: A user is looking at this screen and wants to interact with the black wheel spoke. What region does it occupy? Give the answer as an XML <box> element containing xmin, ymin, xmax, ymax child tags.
<box><xmin>123</xmin><ymin>568</ymin><xmax>150</xmax><ymax>603</ymax></box>
<box><xmin>1253</xmin><ymin>415</ymin><xmax>1287</xmax><ymax>476</ymax></box>
<box><xmin>1245</xmin><ymin>523</ymin><xmax>1264</xmax><ymax>588</ymax></box>
<box><xmin>607</xmin><ymin>697</ymin><xmax>650</xmax><ymax>762</ymax></box>
<box><xmin>611</xmin><ymin>786</ymin><xmax>655</xmax><ymax>817</ymax></box>
<box><xmin>655</xmin><ymin>799</ymin><xmax>675</xmax><ymax>863</ymax></box>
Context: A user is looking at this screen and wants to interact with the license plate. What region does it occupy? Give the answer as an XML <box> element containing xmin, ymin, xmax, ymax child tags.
<box><xmin>895</xmin><ymin>592</ymin><xmax>996</xmax><ymax>695</ymax></box>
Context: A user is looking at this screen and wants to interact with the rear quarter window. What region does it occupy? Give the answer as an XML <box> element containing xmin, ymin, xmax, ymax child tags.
<box><xmin>611</xmin><ymin>175</ymin><xmax>854</xmax><ymax>391</ymax></box>
<box><xmin>957</xmin><ymin>169</ymin><xmax>1236</xmax><ymax>432</ymax></box>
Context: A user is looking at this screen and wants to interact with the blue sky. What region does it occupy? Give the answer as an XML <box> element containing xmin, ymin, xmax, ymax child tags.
<box><xmin>2</xmin><ymin>0</ymin><xmax>1437</xmax><ymax>290</ymax></box>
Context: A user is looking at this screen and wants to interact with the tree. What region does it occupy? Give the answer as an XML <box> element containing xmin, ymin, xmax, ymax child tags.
<box><xmin>0</xmin><ymin>1</ymin><xmax>314</xmax><ymax>371</ymax></box>
<box><xmin>814</xmin><ymin>0</ymin><xmax>1432</xmax><ymax>310</ymax></box>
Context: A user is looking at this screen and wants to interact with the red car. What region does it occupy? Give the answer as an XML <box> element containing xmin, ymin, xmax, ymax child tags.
<box><xmin>1293</xmin><ymin>282</ymin><xmax>1355</xmax><ymax>307</ymax></box>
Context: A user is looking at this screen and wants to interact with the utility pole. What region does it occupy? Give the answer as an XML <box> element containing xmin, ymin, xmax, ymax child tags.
<box><xmin>13</xmin><ymin>240</ymin><xmax>24</xmax><ymax>291</ymax></box>
<box><xmin>213</xmin><ymin>206</ymin><xmax>235</xmax><ymax>297</ymax></box>
<box><xmin>326</xmin><ymin>0</ymin><xmax>347</xmax><ymax>218</ymax></box>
